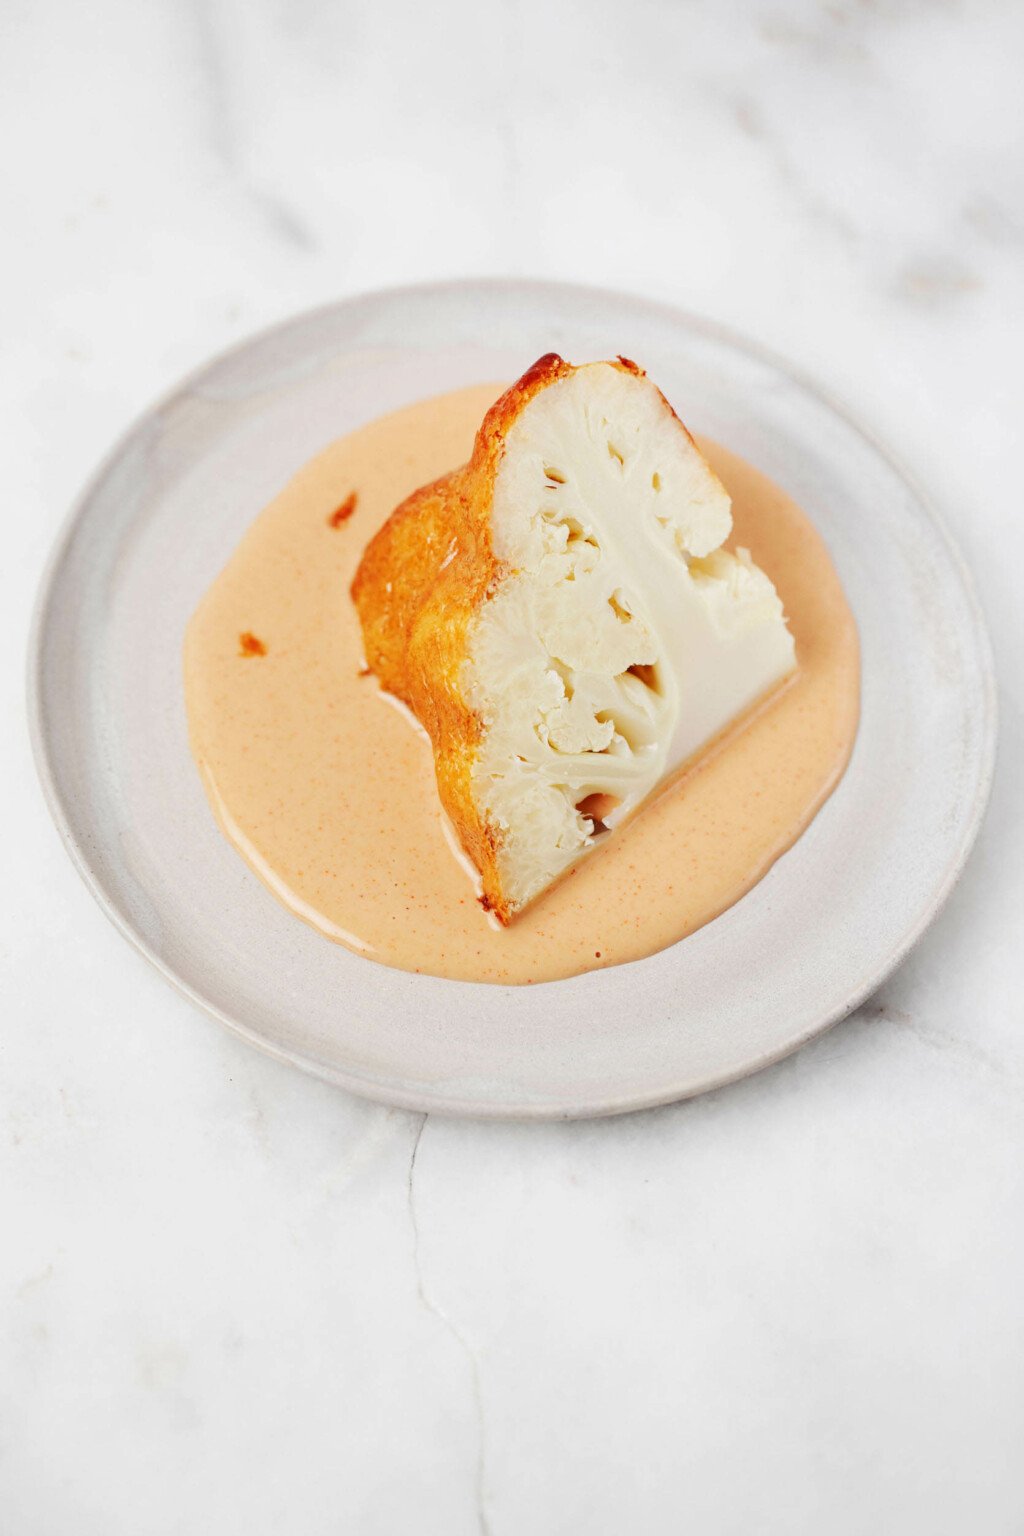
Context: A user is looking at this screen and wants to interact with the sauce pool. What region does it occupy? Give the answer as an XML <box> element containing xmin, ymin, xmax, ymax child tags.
<box><xmin>184</xmin><ymin>383</ymin><xmax>859</xmax><ymax>984</ymax></box>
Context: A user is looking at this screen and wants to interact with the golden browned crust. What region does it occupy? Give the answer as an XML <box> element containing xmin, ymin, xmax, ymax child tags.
<box><xmin>351</xmin><ymin>353</ymin><xmax>645</xmax><ymax>922</ymax></box>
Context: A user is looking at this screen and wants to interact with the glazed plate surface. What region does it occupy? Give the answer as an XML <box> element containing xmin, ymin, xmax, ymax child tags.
<box><xmin>29</xmin><ymin>280</ymin><xmax>996</xmax><ymax>1118</ymax></box>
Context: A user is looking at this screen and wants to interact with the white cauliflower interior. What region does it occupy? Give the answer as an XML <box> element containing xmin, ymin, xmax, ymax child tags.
<box><xmin>465</xmin><ymin>362</ymin><xmax>796</xmax><ymax>914</ymax></box>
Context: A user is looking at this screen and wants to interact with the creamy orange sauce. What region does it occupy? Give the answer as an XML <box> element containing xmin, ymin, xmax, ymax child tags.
<box><xmin>184</xmin><ymin>383</ymin><xmax>859</xmax><ymax>984</ymax></box>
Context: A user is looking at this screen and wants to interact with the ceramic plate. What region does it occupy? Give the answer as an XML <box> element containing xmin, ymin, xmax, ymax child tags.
<box><xmin>29</xmin><ymin>280</ymin><xmax>996</xmax><ymax>1118</ymax></box>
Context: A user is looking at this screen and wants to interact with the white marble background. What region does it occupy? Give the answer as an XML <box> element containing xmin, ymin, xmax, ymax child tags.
<box><xmin>2</xmin><ymin>0</ymin><xmax>1022</xmax><ymax>1531</ymax></box>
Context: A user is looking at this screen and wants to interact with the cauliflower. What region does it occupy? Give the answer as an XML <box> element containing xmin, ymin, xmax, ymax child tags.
<box><xmin>352</xmin><ymin>355</ymin><xmax>796</xmax><ymax>921</ymax></box>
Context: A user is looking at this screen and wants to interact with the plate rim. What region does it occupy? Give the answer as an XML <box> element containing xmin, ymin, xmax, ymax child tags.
<box><xmin>26</xmin><ymin>276</ymin><xmax>999</xmax><ymax>1119</ymax></box>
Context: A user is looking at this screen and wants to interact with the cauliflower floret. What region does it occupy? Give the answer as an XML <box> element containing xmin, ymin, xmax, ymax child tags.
<box><xmin>353</xmin><ymin>354</ymin><xmax>796</xmax><ymax>922</ymax></box>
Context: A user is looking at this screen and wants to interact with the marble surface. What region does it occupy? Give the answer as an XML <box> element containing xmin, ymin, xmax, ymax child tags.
<box><xmin>2</xmin><ymin>0</ymin><xmax>1021</xmax><ymax>1530</ymax></box>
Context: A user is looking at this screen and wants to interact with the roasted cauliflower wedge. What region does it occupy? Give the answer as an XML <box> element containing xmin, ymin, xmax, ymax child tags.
<box><xmin>351</xmin><ymin>354</ymin><xmax>796</xmax><ymax>923</ymax></box>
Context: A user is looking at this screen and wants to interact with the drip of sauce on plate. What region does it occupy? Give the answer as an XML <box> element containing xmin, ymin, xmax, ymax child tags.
<box><xmin>184</xmin><ymin>384</ymin><xmax>859</xmax><ymax>984</ymax></box>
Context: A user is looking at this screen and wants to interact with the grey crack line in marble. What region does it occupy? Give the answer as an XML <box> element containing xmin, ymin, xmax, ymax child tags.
<box><xmin>407</xmin><ymin>1115</ymin><xmax>492</xmax><ymax>1536</ymax></box>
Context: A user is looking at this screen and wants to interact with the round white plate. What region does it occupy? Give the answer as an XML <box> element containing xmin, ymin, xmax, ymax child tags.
<box><xmin>29</xmin><ymin>280</ymin><xmax>996</xmax><ymax>1119</ymax></box>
